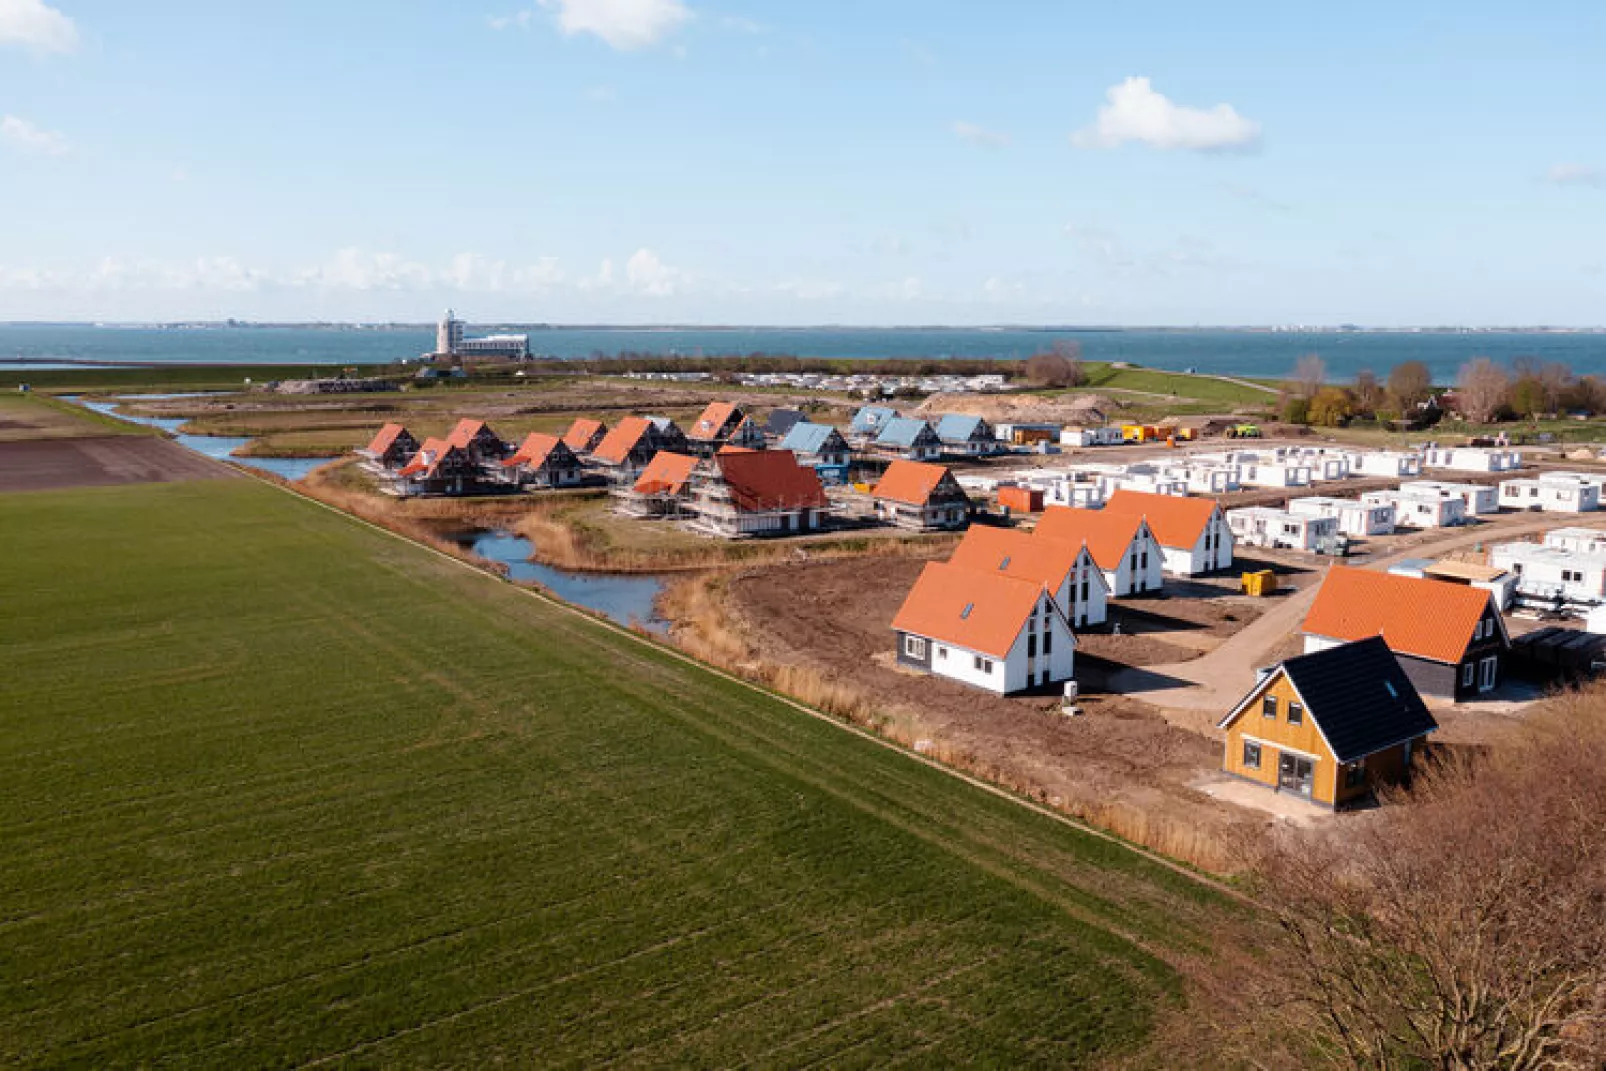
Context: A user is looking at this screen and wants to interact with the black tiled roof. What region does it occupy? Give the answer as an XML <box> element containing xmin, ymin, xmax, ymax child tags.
<box><xmin>764</xmin><ymin>408</ymin><xmax>806</xmax><ymax>438</ymax></box>
<box><xmin>1281</xmin><ymin>636</ymin><xmax>1439</xmax><ymax>763</ymax></box>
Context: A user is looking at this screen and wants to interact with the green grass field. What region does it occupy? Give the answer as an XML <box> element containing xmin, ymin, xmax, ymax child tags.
<box><xmin>0</xmin><ymin>392</ymin><xmax>155</xmax><ymax>442</ymax></box>
<box><xmin>1080</xmin><ymin>364</ymin><xmax>1278</xmax><ymax>407</ymax></box>
<box><xmin>0</xmin><ymin>476</ymin><xmax>1240</xmax><ymax>1066</ymax></box>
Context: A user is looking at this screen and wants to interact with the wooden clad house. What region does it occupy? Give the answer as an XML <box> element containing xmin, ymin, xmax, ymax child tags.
<box><xmin>359</xmin><ymin>423</ymin><xmax>419</xmax><ymax>470</ymax></box>
<box><xmin>686</xmin><ymin>402</ymin><xmax>751</xmax><ymax>456</ymax></box>
<box><xmin>500</xmin><ymin>433</ymin><xmax>583</xmax><ymax>489</ymax></box>
<box><xmin>590</xmin><ymin>416</ymin><xmax>688</xmax><ymax>479</ymax></box>
<box><xmin>690</xmin><ymin>449</ymin><xmax>830</xmax><ymax>537</ymax></box>
<box><xmin>892</xmin><ymin>562</ymin><xmax>1076</xmax><ymax>695</ymax></box>
<box><xmin>394</xmin><ymin>437</ymin><xmax>479</xmax><ymax>496</ymax></box>
<box><xmin>1218</xmin><ymin>637</ymin><xmax>1438</xmax><ymax>807</ymax></box>
<box><xmin>948</xmin><ymin>525</ymin><xmax>1110</xmax><ymax>628</ymax></box>
<box><xmin>445</xmin><ymin>418</ymin><xmax>508</xmax><ymax>466</ymax></box>
<box><xmin>1033</xmin><ymin>507</ymin><xmax>1163</xmax><ymax>597</ymax></box>
<box><xmin>562</xmin><ymin>418</ymin><xmax>607</xmax><ymax>455</ymax></box>
<box><xmin>1102</xmin><ymin>489</ymin><xmax>1233</xmax><ymax>576</ymax></box>
<box><xmin>1302</xmin><ymin>567</ymin><xmax>1509</xmax><ymax>700</ymax></box>
<box><xmin>619</xmin><ymin>450</ymin><xmax>699</xmax><ymax>517</ymax></box>
<box><xmin>870</xmin><ymin>460</ymin><xmax>970</xmax><ymax>531</ymax></box>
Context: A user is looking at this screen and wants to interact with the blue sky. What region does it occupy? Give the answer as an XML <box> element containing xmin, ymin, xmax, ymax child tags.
<box><xmin>1</xmin><ymin>0</ymin><xmax>1603</xmax><ymax>324</ymax></box>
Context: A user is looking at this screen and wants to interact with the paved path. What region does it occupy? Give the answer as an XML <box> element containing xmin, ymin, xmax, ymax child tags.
<box><xmin>1105</xmin><ymin>513</ymin><xmax>1606</xmax><ymax>716</ymax></box>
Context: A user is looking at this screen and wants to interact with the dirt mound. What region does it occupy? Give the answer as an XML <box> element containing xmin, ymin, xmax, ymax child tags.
<box><xmin>914</xmin><ymin>391</ymin><xmax>1121</xmax><ymax>425</ymax></box>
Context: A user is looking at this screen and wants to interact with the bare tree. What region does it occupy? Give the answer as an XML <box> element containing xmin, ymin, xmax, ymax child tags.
<box><xmin>1457</xmin><ymin>357</ymin><xmax>1511</xmax><ymax>424</ymax></box>
<box><xmin>1540</xmin><ymin>361</ymin><xmax>1574</xmax><ymax>413</ymax></box>
<box><xmin>1289</xmin><ymin>354</ymin><xmax>1327</xmax><ymax>399</ymax></box>
<box><xmin>1387</xmin><ymin>361</ymin><xmax>1433</xmax><ymax>412</ymax></box>
<box><xmin>1257</xmin><ymin>689</ymin><xmax>1606</xmax><ymax>1069</ymax></box>
<box><xmin>1352</xmin><ymin>370</ymin><xmax>1384</xmax><ymax>415</ymax></box>
<box><xmin>1025</xmin><ymin>341</ymin><xmax>1086</xmax><ymax>388</ymax></box>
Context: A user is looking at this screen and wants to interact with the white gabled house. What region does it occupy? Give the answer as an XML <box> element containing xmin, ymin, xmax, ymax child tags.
<box><xmin>892</xmin><ymin>562</ymin><xmax>1077</xmax><ymax>695</ymax></box>
<box><xmin>1102</xmin><ymin>489</ymin><xmax>1233</xmax><ymax>576</ymax></box>
<box><xmin>949</xmin><ymin>525</ymin><xmax>1110</xmax><ymax>628</ymax></box>
<box><xmin>1034</xmin><ymin>506</ymin><xmax>1164</xmax><ymax>596</ymax></box>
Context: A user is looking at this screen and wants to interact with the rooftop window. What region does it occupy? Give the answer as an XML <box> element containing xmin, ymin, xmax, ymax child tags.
<box><xmin>960</xmin><ymin>602</ymin><xmax>974</xmax><ymax>619</ymax></box>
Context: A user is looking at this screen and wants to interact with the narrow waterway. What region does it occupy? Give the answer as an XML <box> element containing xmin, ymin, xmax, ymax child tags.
<box><xmin>459</xmin><ymin>530</ymin><xmax>668</xmax><ymax>633</ymax></box>
<box><xmin>71</xmin><ymin>397</ymin><xmax>340</xmax><ymax>481</ymax></box>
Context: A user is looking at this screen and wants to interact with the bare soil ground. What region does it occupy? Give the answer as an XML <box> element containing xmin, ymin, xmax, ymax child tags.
<box><xmin>720</xmin><ymin>555</ymin><xmax>1265</xmax><ymax>866</ymax></box>
<box><xmin>0</xmin><ymin>436</ymin><xmax>234</xmax><ymax>491</ymax></box>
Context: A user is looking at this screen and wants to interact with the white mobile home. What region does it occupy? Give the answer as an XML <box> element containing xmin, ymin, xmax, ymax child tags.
<box><xmin>1400</xmin><ymin>480</ymin><xmax>1499</xmax><ymax>515</ymax></box>
<box><xmin>1362</xmin><ymin>489</ymin><xmax>1466</xmax><ymax>528</ymax></box>
<box><xmin>1421</xmin><ymin>446</ymin><xmax>1523</xmax><ymax>473</ymax></box>
<box><xmin>1490</xmin><ymin>542</ymin><xmax>1606</xmax><ymax>606</ymax></box>
<box><xmin>1228</xmin><ymin>453</ymin><xmax>1312</xmax><ymax>489</ymax></box>
<box><xmin>1498</xmin><ymin>477</ymin><xmax>1601</xmax><ymax>513</ymax></box>
<box><xmin>1545</xmin><ymin>527</ymin><xmax>1606</xmax><ymax>556</ymax></box>
<box><xmin>1042</xmin><ymin>475</ymin><xmax>1106</xmax><ymax>509</ymax></box>
<box><xmin>1227</xmin><ymin>507</ymin><xmax>1339</xmax><ymax>552</ymax></box>
<box><xmin>1060</xmin><ymin>426</ymin><xmax>1123</xmax><ymax>448</ymax></box>
<box><xmin>1348</xmin><ymin>450</ymin><xmax>1423</xmax><ymax>478</ymax></box>
<box><xmin>1287</xmin><ymin>495</ymin><xmax>1396</xmax><ymax>537</ymax></box>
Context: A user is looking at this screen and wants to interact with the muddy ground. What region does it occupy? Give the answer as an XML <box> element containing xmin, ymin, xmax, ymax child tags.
<box><xmin>0</xmin><ymin>437</ymin><xmax>235</xmax><ymax>492</ymax></box>
<box><xmin>719</xmin><ymin>555</ymin><xmax>1267</xmax><ymax>866</ymax></box>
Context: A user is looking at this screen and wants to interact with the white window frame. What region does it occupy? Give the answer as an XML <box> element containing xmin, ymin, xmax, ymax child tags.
<box><xmin>904</xmin><ymin>635</ymin><xmax>927</xmax><ymax>660</ymax></box>
<box><xmin>1462</xmin><ymin>662</ymin><xmax>1475</xmax><ymax>688</ymax></box>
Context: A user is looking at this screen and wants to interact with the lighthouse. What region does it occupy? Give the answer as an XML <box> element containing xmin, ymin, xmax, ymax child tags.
<box><xmin>436</xmin><ymin>309</ymin><xmax>464</xmax><ymax>356</ymax></box>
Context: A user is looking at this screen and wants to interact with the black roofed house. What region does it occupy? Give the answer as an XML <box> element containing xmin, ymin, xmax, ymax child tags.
<box><xmin>1216</xmin><ymin>636</ymin><xmax>1439</xmax><ymax>808</ymax></box>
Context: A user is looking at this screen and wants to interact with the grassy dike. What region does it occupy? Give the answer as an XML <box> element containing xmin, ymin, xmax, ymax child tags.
<box><xmin>0</xmin><ymin>476</ymin><xmax>1246</xmax><ymax>1066</ymax></box>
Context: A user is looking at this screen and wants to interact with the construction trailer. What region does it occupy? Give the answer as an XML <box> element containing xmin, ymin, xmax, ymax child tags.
<box><xmin>1545</xmin><ymin>527</ymin><xmax>1606</xmax><ymax>556</ymax></box>
<box><xmin>1399</xmin><ymin>479</ymin><xmax>1500</xmax><ymax>516</ymax></box>
<box><xmin>1490</xmin><ymin>541</ymin><xmax>1606</xmax><ymax>610</ymax></box>
<box><xmin>1361</xmin><ymin>489</ymin><xmax>1466</xmax><ymax>529</ymax></box>
<box><xmin>1387</xmin><ymin>557</ymin><xmax>1517</xmax><ymax>611</ymax></box>
<box><xmin>1498</xmin><ymin>475</ymin><xmax>1602</xmax><ymax>513</ymax></box>
<box><xmin>1060</xmin><ymin>426</ymin><xmax>1124</xmax><ymax>447</ymax></box>
<box><xmin>1421</xmin><ymin>446</ymin><xmax>1523</xmax><ymax>473</ymax></box>
<box><xmin>1226</xmin><ymin>507</ymin><xmax>1341</xmax><ymax>553</ymax></box>
<box><xmin>1287</xmin><ymin>495</ymin><xmax>1396</xmax><ymax>537</ymax></box>
<box><xmin>1348</xmin><ymin>450</ymin><xmax>1423</xmax><ymax>478</ymax></box>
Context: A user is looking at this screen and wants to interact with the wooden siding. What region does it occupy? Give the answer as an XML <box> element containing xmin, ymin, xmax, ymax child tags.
<box><xmin>1222</xmin><ymin>672</ymin><xmax>1340</xmax><ymax>805</ymax></box>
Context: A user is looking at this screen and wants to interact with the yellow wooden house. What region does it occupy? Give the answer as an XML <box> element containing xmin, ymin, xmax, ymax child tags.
<box><xmin>1217</xmin><ymin>636</ymin><xmax>1439</xmax><ymax>807</ymax></box>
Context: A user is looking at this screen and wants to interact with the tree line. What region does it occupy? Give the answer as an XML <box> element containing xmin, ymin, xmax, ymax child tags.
<box><xmin>1279</xmin><ymin>353</ymin><xmax>1606</xmax><ymax>427</ymax></box>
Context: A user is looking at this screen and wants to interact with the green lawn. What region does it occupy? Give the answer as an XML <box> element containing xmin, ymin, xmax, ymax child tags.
<box><xmin>0</xmin><ymin>477</ymin><xmax>1239</xmax><ymax>1066</ymax></box>
<box><xmin>0</xmin><ymin>392</ymin><xmax>155</xmax><ymax>441</ymax></box>
<box><xmin>1081</xmin><ymin>364</ymin><xmax>1277</xmax><ymax>407</ymax></box>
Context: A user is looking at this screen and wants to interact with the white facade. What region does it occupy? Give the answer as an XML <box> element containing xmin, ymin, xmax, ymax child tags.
<box><xmin>1490</xmin><ymin>542</ymin><xmax>1606</xmax><ymax>605</ymax></box>
<box><xmin>1167</xmin><ymin>462</ymin><xmax>1239</xmax><ymax>494</ymax></box>
<box><xmin>1227</xmin><ymin>507</ymin><xmax>1339</xmax><ymax>552</ymax></box>
<box><xmin>434</xmin><ymin>309</ymin><xmax>529</xmax><ymax>358</ymax></box>
<box><xmin>1421</xmin><ymin>446</ymin><xmax>1523</xmax><ymax>473</ymax></box>
<box><xmin>1349</xmin><ymin>450</ymin><xmax>1423</xmax><ymax>478</ymax></box>
<box><xmin>903</xmin><ymin>591</ymin><xmax>1077</xmax><ymax>695</ymax></box>
<box><xmin>1098</xmin><ymin>524</ymin><xmax>1166</xmax><ymax>597</ymax></box>
<box><xmin>1288</xmin><ymin>495</ymin><xmax>1396</xmax><ymax>536</ymax></box>
<box><xmin>1060</xmin><ymin>426</ymin><xmax>1123</xmax><ymax>447</ymax></box>
<box><xmin>1545</xmin><ymin>527</ymin><xmax>1606</xmax><ymax>556</ymax></box>
<box><xmin>1154</xmin><ymin>517</ymin><xmax>1234</xmax><ymax>576</ymax></box>
<box><xmin>1229</xmin><ymin>454</ymin><xmax>1312</xmax><ymax>488</ymax></box>
<box><xmin>1058</xmin><ymin>547</ymin><xmax>1110</xmax><ymax>628</ymax></box>
<box><xmin>1362</xmin><ymin>489</ymin><xmax>1466</xmax><ymax>528</ymax></box>
<box><xmin>1043</xmin><ymin>477</ymin><xmax>1105</xmax><ymax>509</ymax></box>
<box><xmin>1400</xmin><ymin>480</ymin><xmax>1500</xmax><ymax>515</ymax></box>
<box><xmin>1498</xmin><ymin>477</ymin><xmax>1601</xmax><ymax>513</ymax></box>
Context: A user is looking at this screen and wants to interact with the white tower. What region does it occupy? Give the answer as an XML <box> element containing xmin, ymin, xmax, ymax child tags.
<box><xmin>436</xmin><ymin>309</ymin><xmax>464</xmax><ymax>356</ymax></box>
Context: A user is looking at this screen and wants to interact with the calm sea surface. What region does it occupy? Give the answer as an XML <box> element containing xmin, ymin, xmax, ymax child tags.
<box><xmin>6</xmin><ymin>324</ymin><xmax>1606</xmax><ymax>382</ymax></box>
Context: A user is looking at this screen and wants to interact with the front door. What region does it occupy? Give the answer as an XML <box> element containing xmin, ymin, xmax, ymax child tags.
<box><xmin>1278</xmin><ymin>752</ymin><xmax>1315</xmax><ymax>798</ymax></box>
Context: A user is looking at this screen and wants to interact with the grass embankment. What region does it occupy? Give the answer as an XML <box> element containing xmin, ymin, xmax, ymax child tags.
<box><xmin>0</xmin><ymin>476</ymin><xmax>1244</xmax><ymax>1065</ymax></box>
<box><xmin>1081</xmin><ymin>363</ymin><xmax>1278</xmax><ymax>407</ymax></box>
<box><xmin>0</xmin><ymin>392</ymin><xmax>159</xmax><ymax>441</ymax></box>
<box><xmin>3</xmin><ymin>363</ymin><xmax>392</xmax><ymax>392</ymax></box>
<box><xmin>661</xmin><ymin>571</ymin><xmax>1244</xmax><ymax>874</ymax></box>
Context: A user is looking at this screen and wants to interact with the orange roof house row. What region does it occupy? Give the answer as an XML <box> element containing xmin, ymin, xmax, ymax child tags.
<box><xmin>1102</xmin><ymin>489</ymin><xmax>1233</xmax><ymax>576</ymax></box>
<box><xmin>949</xmin><ymin>526</ymin><xmax>1109</xmax><ymax>628</ymax></box>
<box><xmin>686</xmin><ymin>402</ymin><xmax>760</xmax><ymax>455</ymax></box>
<box><xmin>870</xmin><ymin>460</ymin><xmax>970</xmax><ymax>531</ymax></box>
<box><xmin>445</xmin><ymin>418</ymin><xmax>506</xmax><ymax>463</ymax></box>
<box><xmin>501</xmin><ymin>433</ymin><xmax>583</xmax><ymax>489</ymax></box>
<box><xmin>1033</xmin><ymin>506</ymin><xmax>1164</xmax><ymax>597</ymax></box>
<box><xmin>1302</xmin><ymin>567</ymin><xmax>1509</xmax><ymax>701</ymax></box>
<box><xmin>395</xmin><ymin>437</ymin><xmax>478</xmax><ymax>494</ymax></box>
<box><xmin>591</xmin><ymin>416</ymin><xmax>686</xmax><ymax>472</ymax></box>
<box><xmin>891</xmin><ymin>561</ymin><xmax>1076</xmax><ymax>695</ymax></box>
<box><xmin>360</xmin><ymin>423</ymin><xmax>419</xmax><ymax>468</ymax></box>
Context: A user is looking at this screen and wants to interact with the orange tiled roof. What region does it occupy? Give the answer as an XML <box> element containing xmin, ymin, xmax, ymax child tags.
<box><xmin>503</xmin><ymin>432</ymin><xmax>563</xmax><ymax>469</ymax></box>
<box><xmin>563</xmin><ymin>418</ymin><xmax>605</xmax><ymax>451</ymax></box>
<box><xmin>446</xmin><ymin>418</ymin><xmax>494</xmax><ymax>448</ymax></box>
<box><xmin>591</xmin><ymin>416</ymin><xmax>652</xmax><ymax>465</ymax></box>
<box><xmin>891</xmin><ymin>561</ymin><xmax>1047</xmax><ymax>659</ymax></box>
<box><xmin>397</xmin><ymin>436</ymin><xmax>457</xmax><ymax>478</ymax></box>
<box><xmin>949</xmin><ymin>526</ymin><xmax>1085</xmax><ymax>594</ymax></box>
<box><xmin>689</xmin><ymin>401</ymin><xmax>741</xmax><ymax>441</ymax></box>
<box><xmin>1033</xmin><ymin>507</ymin><xmax>1147</xmax><ymax>570</ymax></box>
<box><xmin>871</xmin><ymin>460</ymin><xmax>955</xmax><ymax>506</ymax></box>
<box><xmin>1302</xmin><ymin>566</ymin><xmax>1494</xmax><ymax>665</ymax></box>
<box><xmin>1103</xmin><ymin>489</ymin><xmax>1219</xmax><ymax>550</ymax></box>
<box><xmin>365</xmin><ymin>422</ymin><xmax>410</xmax><ymax>455</ymax></box>
<box><xmin>714</xmin><ymin>449</ymin><xmax>829</xmax><ymax>511</ymax></box>
<box><xmin>632</xmin><ymin>451</ymin><xmax>699</xmax><ymax>495</ymax></box>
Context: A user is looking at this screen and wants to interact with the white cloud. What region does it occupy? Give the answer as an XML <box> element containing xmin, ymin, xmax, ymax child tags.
<box><xmin>1</xmin><ymin>114</ymin><xmax>68</xmax><ymax>156</ymax></box>
<box><xmin>1072</xmin><ymin>76</ymin><xmax>1261</xmax><ymax>152</ymax></box>
<box><xmin>775</xmin><ymin>279</ymin><xmax>843</xmax><ymax>301</ymax></box>
<box><xmin>540</xmin><ymin>0</ymin><xmax>690</xmax><ymax>50</ymax></box>
<box><xmin>0</xmin><ymin>0</ymin><xmax>77</xmax><ymax>53</ymax></box>
<box><xmin>487</xmin><ymin>10</ymin><xmax>534</xmax><ymax>30</ymax></box>
<box><xmin>1548</xmin><ymin>163</ymin><xmax>1605</xmax><ymax>188</ymax></box>
<box><xmin>625</xmin><ymin>247</ymin><xmax>682</xmax><ymax>296</ymax></box>
<box><xmin>950</xmin><ymin>120</ymin><xmax>1010</xmax><ymax>149</ymax></box>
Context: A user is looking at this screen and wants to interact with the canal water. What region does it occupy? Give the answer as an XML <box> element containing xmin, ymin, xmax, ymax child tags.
<box><xmin>460</xmin><ymin>530</ymin><xmax>667</xmax><ymax>633</ymax></box>
<box><xmin>71</xmin><ymin>397</ymin><xmax>340</xmax><ymax>481</ymax></box>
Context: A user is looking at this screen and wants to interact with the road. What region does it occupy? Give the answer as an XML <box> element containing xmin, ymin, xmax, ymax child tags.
<box><xmin>1104</xmin><ymin>512</ymin><xmax>1606</xmax><ymax>718</ymax></box>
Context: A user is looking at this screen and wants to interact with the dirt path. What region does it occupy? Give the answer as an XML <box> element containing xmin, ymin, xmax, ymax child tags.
<box><xmin>1109</xmin><ymin>513</ymin><xmax>1606</xmax><ymax>723</ymax></box>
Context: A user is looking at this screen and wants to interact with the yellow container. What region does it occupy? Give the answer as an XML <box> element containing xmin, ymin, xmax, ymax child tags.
<box><xmin>853</xmin><ymin>481</ymin><xmax>871</xmax><ymax>494</ymax></box>
<box><xmin>1240</xmin><ymin>569</ymin><xmax>1277</xmax><ymax>597</ymax></box>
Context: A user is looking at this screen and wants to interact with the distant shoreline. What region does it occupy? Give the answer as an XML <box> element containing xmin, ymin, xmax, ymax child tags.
<box><xmin>3</xmin><ymin>323</ymin><xmax>1606</xmax><ymax>335</ymax></box>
